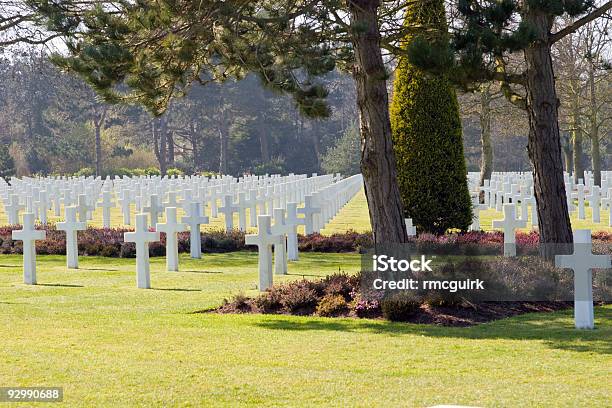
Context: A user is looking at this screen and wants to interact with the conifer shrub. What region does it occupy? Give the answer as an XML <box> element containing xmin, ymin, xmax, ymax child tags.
<box><xmin>390</xmin><ymin>1</ymin><xmax>472</xmax><ymax>234</ymax></box>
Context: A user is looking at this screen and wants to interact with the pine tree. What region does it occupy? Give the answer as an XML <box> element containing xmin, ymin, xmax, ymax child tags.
<box><xmin>390</xmin><ymin>1</ymin><xmax>472</xmax><ymax>234</ymax></box>
<box><xmin>407</xmin><ymin>0</ymin><xmax>612</xmax><ymax>258</ymax></box>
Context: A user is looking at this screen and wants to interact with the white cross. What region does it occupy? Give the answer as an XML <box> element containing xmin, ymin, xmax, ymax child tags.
<box><xmin>219</xmin><ymin>194</ymin><xmax>239</xmax><ymax>231</ymax></box>
<box><xmin>12</xmin><ymin>213</ymin><xmax>46</xmax><ymax>285</ymax></box>
<box><xmin>236</xmin><ymin>192</ymin><xmax>249</xmax><ymax>231</ymax></box>
<box><xmin>248</xmin><ymin>189</ymin><xmax>259</xmax><ymax>227</ymax></box>
<box><xmin>271</xmin><ymin>208</ymin><xmax>291</xmax><ymax>275</ymax></box>
<box><xmin>57</xmin><ymin>206</ymin><xmax>86</xmax><ymax>269</ymax></box>
<box><xmin>156</xmin><ymin>207</ymin><xmax>187</xmax><ymax>271</ymax></box>
<box><xmin>299</xmin><ymin>195</ymin><xmax>321</xmax><ymax>235</ymax></box>
<box><xmin>118</xmin><ymin>190</ymin><xmax>132</xmax><ymax>225</ymax></box>
<box><xmin>4</xmin><ymin>194</ymin><xmax>24</xmax><ymax>225</ymax></box>
<box><xmin>182</xmin><ymin>202</ymin><xmax>209</xmax><ymax>259</ymax></box>
<box><xmin>124</xmin><ymin>214</ymin><xmax>160</xmax><ymax>289</ymax></box>
<box><xmin>556</xmin><ymin>229</ymin><xmax>611</xmax><ymax>329</ymax></box>
<box><xmin>586</xmin><ymin>186</ymin><xmax>601</xmax><ymax>223</ymax></box>
<box><xmin>98</xmin><ymin>191</ymin><xmax>115</xmax><ymax>228</ymax></box>
<box><xmin>143</xmin><ymin>194</ymin><xmax>163</xmax><ymax>226</ymax></box>
<box><xmin>76</xmin><ymin>194</ymin><xmax>94</xmax><ymax>223</ymax></box>
<box><xmin>573</xmin><ymin>184</ymin><xmax>586</xmax><ymax>220</ymax></box>
<box><xmin>38</xmin><ymin>190</ymin><xmax>48</xmax><ymax>224</ymax></box>
<box><xmin>492</xmin><ymin>203</ymin><xmax>526</xmax><ymax>256</ymax></box>
<box><xmin>164</xmin><ymin>191</ymin><xmax>180</xmax><ymax>208</ymax></box>
<box><xmin>285</xmin><ymin>202</ymin><xmax>303</xmax><ymax>261</ymax></box>
<box><xmin>245</xmin><ymin>215</ymin><xmax>283</xmax><ymax>291</ymax></box>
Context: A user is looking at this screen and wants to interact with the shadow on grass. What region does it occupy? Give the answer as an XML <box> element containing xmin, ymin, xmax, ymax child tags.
<box><xmin>37</xmin><ymin>283</ymin><xmax>84</xmax><ymax>288</ymax></box>
<box><xmin>251</xmin><ymin>307</ymin><xmax>612</xmax><ymax>355</ymax></box>
<box><xmin>180</xmin><ymin>270</ymin><xmax>223</xmax><ymax>274</ymax></box>
<box><xmin>152</xmin><ymin>288</ymin><xmax>202</xmax><ymax>292</ymax></box>
<box><xmin>286</xmin><ymin>272</ymin><xmax>323</xmax><ymax>277</ymax></box>
<box><xmin>78</xmin><ymin>267</ymin><xmax>119</xmax><ymax>271</ymax></box>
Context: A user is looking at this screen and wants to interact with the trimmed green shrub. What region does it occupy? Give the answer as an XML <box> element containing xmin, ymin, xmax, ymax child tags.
<box><xmin>316</xmin><ymin>294</ymin><xmax>348</xmax><ymax>317</ymax></box>
<box><xmin>390</xmin><ymin>1</ymin><xmax>472</xmax><ymax>234</ymax></box>
<box><xmin>380</xmin><ymin>292</ymin><xmax>420</xmax><ymax>322</ymax></box>
<box><xmin>166</xmin><ymin>167</ymin><xmax>184</xmax><ymax>177</ymax></box>
<box><xmin>74</xmin><ymin>167</ymin><xmax>95</xmax><ymax>177</ymax></box>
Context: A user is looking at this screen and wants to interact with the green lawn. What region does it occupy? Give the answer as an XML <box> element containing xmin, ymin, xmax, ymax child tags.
<box><xmin>0</xmin><ymin>253</ymin><xmax>610</xmax><ymax>406</ymax></box>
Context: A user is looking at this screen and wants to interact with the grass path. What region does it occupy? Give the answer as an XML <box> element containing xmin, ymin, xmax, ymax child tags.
<box><xmin>0</xmin><ymin>253</ymin><xmax>610</xmax><ymax>406</ymax></box>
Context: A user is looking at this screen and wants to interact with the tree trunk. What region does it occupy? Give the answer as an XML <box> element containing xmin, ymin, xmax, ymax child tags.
<box><xmin>190</xmin><ymin>122</ymin><xmax>201</xmax><ymax>172</ymax></box>
<box><xmin>152</xmin><ymin>117</ymin><xmax>168</xmax><ymax>175</ymax></box>
<box><xmin>311</xmin><ymin>123</ymin><xmax>321</xmax><ymax>171</ymax></box>
<box><xmin>570</xmin><ymin>91</ymin><xmax>585</xmax><ymax>184</ymax></box>
<box><xmin>167</xmin><ymin>130</ymin><xmax>175</xmax><ymax>168</ymax></box>
<box><xmin>561</xmin><ymin>133</ymin><xmax>573</xmax><ymax>173</ymax></box>
<box><xmin>94</xmin><ymin>123</ymin><xmax>102</xmax><ymax>177</ymax></box>
<box><xmin>588</xmin><ymin>62</ymin><xmax>601</xmax><ymax>186</ymax></box>
<box><xmin>523</xmin><ymin>10</ymin><xmax>573</xmax><ymax>259</ymax></box>
<box><xmin>218</xmin><ymin>127</ymin><xmax>228</xmax><ymax>175</ymax></box>
<box><xmin>478</xmin><ymin>86</ymin><xmax>493</xmax><ymax>187</ymax></box>
<box><xmin>348</xmin><ymin>0</ymin><xmax>407</xmax><ymax>245</ymax></box>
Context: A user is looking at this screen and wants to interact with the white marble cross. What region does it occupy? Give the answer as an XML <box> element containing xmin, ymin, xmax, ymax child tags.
<box><xmin>219</xmin><ymin>194</ymin><xmax>239</xmax><ymax>231</ymax></box>
<box><xmin>124</xmin><ymin>214</ymin><xmax>160</xmax><ymax>289</ymax></box>
<box><xmin>492</xmin><ymin>203</ymin><xmax>526</xmax><ymax>256</ymax></box>
<box><xmin>245</xmin><ymin>215</ymin><xmax>283</xmax><ymax>291</ymax></box>
<box><xmin>556</xmin><ymin>229</ymin><xmax>611</xmax><ymax>329</ymax></box>
<box><xmin>118</xmin><ymin>190</ymin><xmax>132</xmax><ymax>225</ymax></box>
<box><xmin>143</xmin><ymin>194</ymin><xmax>163</xmax><ymax>226</ymax></box>
<box><xmin>573</xmin><ymin>184</ymin><xmax>586</xmax><ymax>220</ymax></box>
<box><xmin>299</xmin><ymin>195</ymin><xmax>321</xmax><ymax>235</ymax></box>
<box><xmin>57</xmin><ymin>206</ymin><xmax>86</xmax><ymax>269</ymax></box>
<box><xmin>5</xmin><ymin>194</ymin><xmax>24</xmax><ymax>225</ymax></box>
<box><xmin>236</xmin><ymin>192</ymin><xmax>248</xmax><ymax>231</ymax></box>
<box><xmin>182</xmin><ymin>202</ymin><xmax>209</xmax><ymax>259</ymax></box>
<box><xmin>156</xmin><ymin>207</ymin><xmax>187</xmax><ymax>271</ymax></box>
<box><xmin>12</xmin><ymin>213</ymin><xmax>46</xmax><ymax>285</ymax></box>
<box><xmin>271</xmin><ymin>208</ymin><xmax>291</xmax><ymax>275</ymax></box>
<box><xmin>586</xmin><ymin>186</ymin><xmax>601</xmax><ymax>223</ymax></box>
<box><xmin>76</xmin><ymin>194</ymin><xmax>94</xmax><ymax>223</ymax></box>
<box><xmin>285</xmin><ymin>202</ymin><xmax>303</xmax><ymax>261</ymax></box>
<box><xmin>98</xmin><ymin>191</ymin><xmax>115</xmax><ymax>228</ymax></box>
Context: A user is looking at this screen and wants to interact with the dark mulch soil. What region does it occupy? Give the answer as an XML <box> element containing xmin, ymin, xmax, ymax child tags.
<box><xmin>212</xmin><ymin>299</ymin><xmax>576</xmax><ymax>327</ymax></box>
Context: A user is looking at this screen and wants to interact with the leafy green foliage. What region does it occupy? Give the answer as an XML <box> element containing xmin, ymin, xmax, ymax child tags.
<box><xmin>0</xmin><ymin>143</ymin><xmax>15</xmax><ymax>179</ymax></box>
<box><xmin>321</xmin><ymin>125</ymin><xmax>361</xmax><ymax>176</ymax></box>
<box><xmin>390</xmin><ymin>1</ymin><xmax>472</xmax><ymax>234</ymax></box>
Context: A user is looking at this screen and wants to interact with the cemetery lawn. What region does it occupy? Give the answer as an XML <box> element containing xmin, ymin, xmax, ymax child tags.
<box><xmin>0</xmin><ymin>253</ymin><xmax>610</xmax><ymax>406</ymax></box>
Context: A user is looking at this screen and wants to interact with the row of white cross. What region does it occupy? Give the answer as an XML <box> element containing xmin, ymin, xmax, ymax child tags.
<box><xmin>469</xmin><ymin>171</ymin><xmax>612</xmax><ymax>330</ymax></box>
<box><xmin>8</xmin><ymin>174</ymin><xmax>363</xmax><ymax>292</ymax></box>
<box><xmin>0</xmin><ymin>172</ymin><xmax>344</xmax><ymax>233</ymax></box>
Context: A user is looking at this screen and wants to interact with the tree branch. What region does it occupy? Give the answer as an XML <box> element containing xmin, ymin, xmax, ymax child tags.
<box><xmin>550</xmin><ymin>2</ymin><xmax>612</xmax><ymax>44</ymax></box>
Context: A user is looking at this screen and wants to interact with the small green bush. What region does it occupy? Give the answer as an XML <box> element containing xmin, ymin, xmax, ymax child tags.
<box><xmin>166</xmin><ymin>167</ymin><xmax>184</xmax><ymax>177</ymax></box>
<box><xmin>316</xmin><ymin>294</ymin><xmax>348</xmax><ymax>317</ymax></box>
<box><xmin>381</xmin><ymin>292</ymin><xmax>421</xmax><ymax>322</ymax></box>
<box><xmin>74</xmin><ymin>167</ymin><xmax>95</xmax><ymax>177</ymax></box>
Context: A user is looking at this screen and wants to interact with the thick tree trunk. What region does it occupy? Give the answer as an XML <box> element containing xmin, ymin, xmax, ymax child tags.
<box><xmin>348</xmin><ymin>0</ymin><xmax>407</xmax><ymax>245</ymax></box>
<box><xmin>478</xmin><ymin>87</ymin><xmax>493</xmax><ymax>187</ymax></box>
<box><xmin>152</xmin><ymin>118</ymin><xmax>168</xmax><ymax>175</ymax></box>
<box><xmin>524</xmin><ymin>10</ymin><xmax>573</xmax><ymax>259</ymax></box>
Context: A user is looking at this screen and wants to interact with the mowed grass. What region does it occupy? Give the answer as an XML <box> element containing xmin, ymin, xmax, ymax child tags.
<box><xmin>0</xmin><ymin>253</ymin><xmax>610</xmax><ymax>406</ymax></box>
<box><xmin>323</xmin><ymin>189</ymin><xmax>612</xmax><ymax>233</ymax></box>
<box><xmin>1</xmin><ymin>188</ymin><xmax>611</xmax><ymax>234</ymax></box>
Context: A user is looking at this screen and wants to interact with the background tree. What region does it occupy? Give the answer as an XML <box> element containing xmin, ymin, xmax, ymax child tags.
<box><xmin>408</xmin><ymin>0</ymin><xmax>612</xmax><ymax>257</ymax></box>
